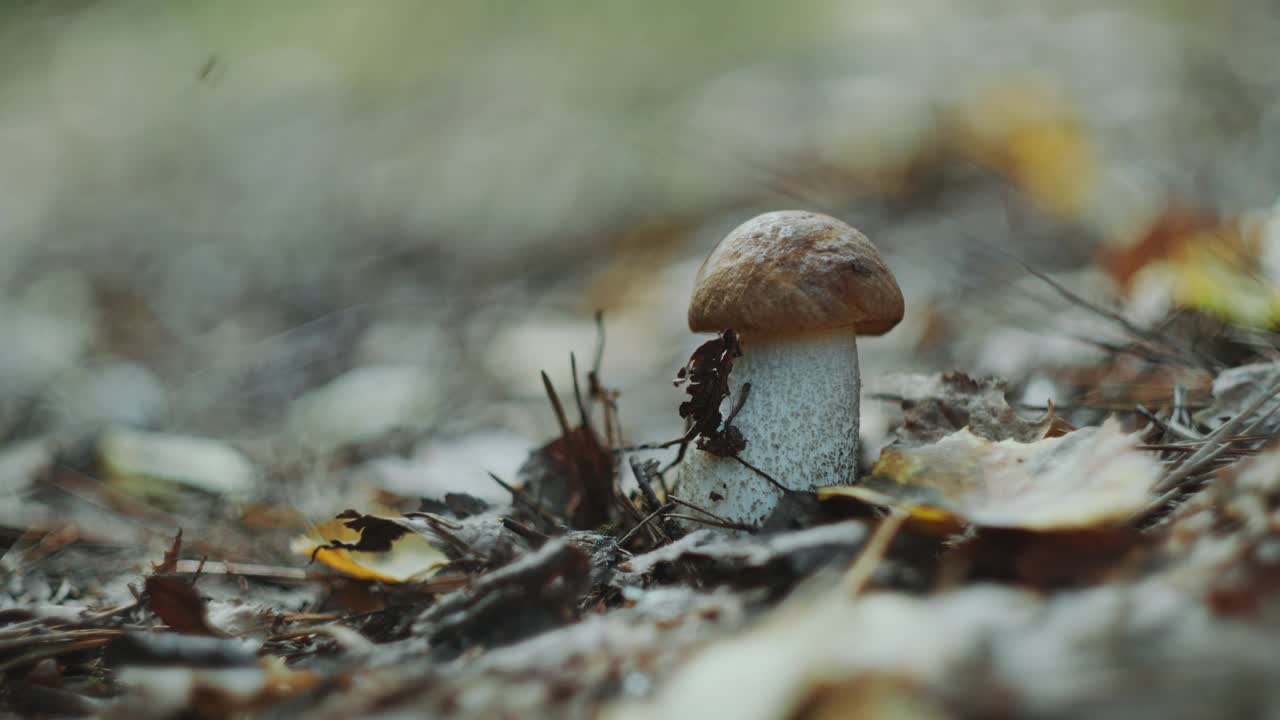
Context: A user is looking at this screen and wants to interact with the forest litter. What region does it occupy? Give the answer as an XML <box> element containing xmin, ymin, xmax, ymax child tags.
<box><xmin>6</xmin><ymin>214</ymin><xmax>1280</xmax><ymax>719</ymax></box>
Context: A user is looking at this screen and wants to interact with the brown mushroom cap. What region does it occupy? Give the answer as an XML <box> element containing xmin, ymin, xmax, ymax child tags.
<box><xmin>688</xmin><ymin>210</ymin><xmax>904</xmax><ymax>337</ymax></box>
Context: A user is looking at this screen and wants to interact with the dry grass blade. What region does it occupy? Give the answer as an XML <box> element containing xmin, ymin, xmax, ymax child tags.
<box><xmin>1019</xmin><ymin>260</ymin><xmax>1211</xmax><ymax>369</ymax></box>
<box><xmin>618</xmin><ymin>504</ymin><xmax>672</xmax><ymax>547</ymax></box>
<box><xmin>665</xmin><ymin>494</ymin><xmax>743</xmax><ymax>528</ymax></box>
<box><xmin>663</xmin><ymin>513</ymin><xmax>756</xmax><ymax>532</ymax></box>
<box><xmin>541</xmin><ymin>371</ymin><xmax>574</xmax><ymax>439</ymax></box>
<box><xmin>1151</xmin><ymin>377</ymin><xmax>1280</xmax><ymax>493</ymax></box>
<box><xmin>488</xmin><ymin>472</ymin><xmax>558</xmax><ymax>528</ymax></box>
<box><xmin>1142</xmin><ymin>377</ymin><xmax>1280</xmax><ymax>518</ymax></box>
<box><xmin>840</xmin><ymin>511</ymin><xmax>906</xmax><ymax>597</ymax></box>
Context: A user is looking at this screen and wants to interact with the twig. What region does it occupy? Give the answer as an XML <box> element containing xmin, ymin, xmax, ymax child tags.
<box><xmin>488</xmin><ymin>472</ymin><xmax>558</xmax><ymax>527</ymax></box>
<box><xmin>618</xmin><ymin>503</ymin><xmax>672</xmax><ymax>547</ymax></box>
<box><xmin>173</xmin><ymin>560</ymin><xmax>308</xmax><ymax>581</ymax></box>
<box><xmin>1143</xmin><ymin>379</ymin><xmax>1280</xmax><ymax>517</ymax></box>
<box><xmin>732</xmin><ymin>455</ymin><xmax>789</xmax><ymax>494</ymax></box>
<box><xmin>630</xmin><ymin>457</ymin><xmax>665</xmax><ymax>513</ymax></box>
<box><xmin>1151</xmin><ymin>378</ymin><xmax>1280</xmax><ymax>494</ymax></box>
<box><xmin>403</xmin><ymin>512</ymin><xmax>481</xmax><ymax>560</ymax></box>
<box><xmin>667</xmin><ymin>494</ymin><xmax>736</xmax><ymax>527</ymax></box>
<box><xmin>1020</xmin><ymin>260</ymin><xmax>1210</xmax><ymax>369</ymax></box>
<box><xmin>501</xmin><ymin>517</ymin><xmax>549</xmax><ymax>548</ymax></box>
<box><xmin>840</xmin><ymin>511</ymin><xmax>907</xmax><ymax>597</ymax></box>
<box><xmin>664</xmin><ymin>513</ymin><xmax>757</xmax><ymax>533</ymax></box>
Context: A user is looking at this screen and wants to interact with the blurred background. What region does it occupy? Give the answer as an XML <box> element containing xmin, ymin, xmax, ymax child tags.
<box><xmin>3</xmin><ymin>1</ymin><xmax>1280</xmax><ymax>515</ymax></box>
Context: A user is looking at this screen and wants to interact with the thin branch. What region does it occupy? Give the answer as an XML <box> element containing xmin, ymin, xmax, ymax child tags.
<box><xmin>666</xmin><ymin>494</ymin><xmax>736</xmax><ymax>526</ymax></box>
<box><xmin>841</xmin><ymin>511</ymin><xmax>907</xmax><ymax>597</ymax></box>
<box><xmin>732</xmin><ymin>455</ymin><xmax>789</xmax><ymax>494</ymax></box>
<box><xmin>487</xmin><ymin>472</ymin><xmax>558</xmax><ymax>528</ymax></box>
<box><xmin>501</xmin><ymin>517</ymin><xmax>549</xmax><ymax>548</ymax></box>
<box><xmin>664</xmin><ymin>513</ymin><xmax>757</xmax><ymax>533</ymax></box>
<box><xmin>1019</xmin><ymin>260</ymin><xmax>1210</xmax><ymax>369</ymax></box>
<box><xmin>1152</xmin><ymin>378</ymin><xmax>1280</xmax><ymax>494</ymax></box>
<box><xmin>618</xmin><ymin>503</ymin><xmax>672</xmax><ymax>547</ymax></box>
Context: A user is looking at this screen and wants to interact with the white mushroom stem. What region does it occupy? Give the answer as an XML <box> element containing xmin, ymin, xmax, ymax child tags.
<box><xmin>676</xmin><ymin>332</ymin><xmax>860</xmax><ymax>527</ymax></box>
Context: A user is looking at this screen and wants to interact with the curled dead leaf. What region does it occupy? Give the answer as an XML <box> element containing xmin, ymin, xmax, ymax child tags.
<box><xmin>821</xmin><ymin>418</ymin><xmax>1161</xmax><ymax>531</ymax></box>
<box><xmin>881</xmin><ymin>371</ymin><xmax>1069</xmax><ymax>448</ymax></box>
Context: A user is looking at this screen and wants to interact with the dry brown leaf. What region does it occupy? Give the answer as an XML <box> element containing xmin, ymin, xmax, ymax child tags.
<box><xmin>518</xmin><ymin>425</ymin><xmax>615</xmax><ymax>529</ymax></box>
<box><xmin>150</xmin><ymin>529</ymin><xmax>183</xmax><ymax>575</ymax></box>
<box><xmin>882</xmin><ymin>371</ymin><xmax>1066</xmax><ymax>448</ymax></box>
<box><xmin>821</xmin><ymin>418</ymin><xmax>1161</xmax><ymax>530</ymax></box>
<box><xmin>144</xmin><ymin>576</ymin><xmax>221</xmax><ymax>637</ymax></box>
<box><xmin>1101</xmin><ymin>206</ymin><xmax>1215</xmax><ymax>289</ymax></box>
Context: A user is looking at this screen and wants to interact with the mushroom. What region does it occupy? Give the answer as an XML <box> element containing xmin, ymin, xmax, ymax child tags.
<box><xmin>675</xmin><ymin>210</ymin><xmax>904</xmax><ymax>527</ymax></box>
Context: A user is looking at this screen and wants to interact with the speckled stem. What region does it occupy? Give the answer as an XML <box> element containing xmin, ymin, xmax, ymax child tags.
<box><xmin>675</xmin><ymin>332</ymin><xmax>859</xmax><ymax>527</ymax></box>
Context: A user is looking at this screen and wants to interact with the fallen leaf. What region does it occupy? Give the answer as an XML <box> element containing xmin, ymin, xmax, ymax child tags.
<box><xmin>144</xmin><ymin>576</ymin><xmax>221</xmax><ymax>637</ymax></box>
<box><xmin>881</xmin><ymin>371</ymin><xmax>1067</xmax><ymax>448</ymax></box>
<box><xmin>293</xmin><ymin>512</ymin><xmax>449</xmax><ymax>583</ymax></box>
<box><xmin>412</xmin><ymin>539</ymin><xmax>592</xmax><ymax>658</ymax></box>
<box><xmin>1110</xmin><ymin>207</ymin><xmax>1280</xmax><ymax>330</ymax></box>
<box><xmin>620</xmin><ymin>522</ymin><xmax>868</xmax><ymax>589</ymax></box>
<box><xmin>150</xmin><ymin>529</ymin><xmax>183</xmax><ymax>575</ymax></box>
<box><xmin>1101</xmin><ymin>206</ymin><xmax>1215</xmax><ymax>289</ymax></box>
<box><xmin>821</xmin><ymin>418</ymin><xmax>1161</xmax><ymax>530</ymax></box>
<box><xmin>518</xmin><ymin>424</ymin><xmax>615</xmax><ymax>529</ymax></box>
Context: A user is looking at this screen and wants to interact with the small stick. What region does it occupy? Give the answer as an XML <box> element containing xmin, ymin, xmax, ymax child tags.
<box><xmin>501</xmin><ymin>517</ymin><xmax>549</xmax><ymax>548</ymax></box>
<box><xmin>664</xmin><ymin>513</ymin><xmax>757</xmax><ymax>533</ymax></box>
<box><xmin>667</xmin><ymin>494</ymin><xmax>736</xmax><ymax>527</ymax></box>
<box><xmin>1020</xmin><ymin>260</ymin><xmax>1205</xmax><ymax>368</ymax></box>
<box><xmin>840</xmin><ymin>511</ymin><xmax>907</xmax><ymax>597</ymax></box>
<box><xmin>630</xmin><ymin>457</ymin><xmax>664</xmax><ymax>513</ymax></box>
<box><xmin>403</xmin><ymin>511</ymin><xmax>463</xmax><ymax>530</ymax></box>
<box><xmin>1143</xmin><ymin>383</ymin><xmax>1280</xmax><ymax>517</ymax></box>
<box><xmin>732</xmin><ymin>455</ymin><xmax>789</xmax><ymax>494</ymax></box>
<box><xmin>618</xmin><ymin>434</ymin><xmax>694</xmax><ymax>453</ymax></box>
<box><xmin>404</xmin><ymin>512</ymin><xmax>479</xmax><ymax>559</ymax></box>
<box><xmin>487</xmin><ymin>472</ymin><xmax>558</xmax><ymax>527</ymax></box>
<box><xmin>618</xmin><ymin>503</ymin><xmax>672</xmax><ymax>547</ymax></box>
<box><xmin>1152</xmin><ymin>378</ymin><xmax>1280</xmax><ymax>494</ymax></box>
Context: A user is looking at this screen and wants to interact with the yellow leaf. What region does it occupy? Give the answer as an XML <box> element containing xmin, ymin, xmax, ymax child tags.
<box><xmin>291</xmin><ymin>517</ymin><xmax>448</xmax><ymax>583</ymax></box>
<box><xmin>953</xmin><ymin>78</ymin><xmax>1096</xmax><ymax>218</ymax></box>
